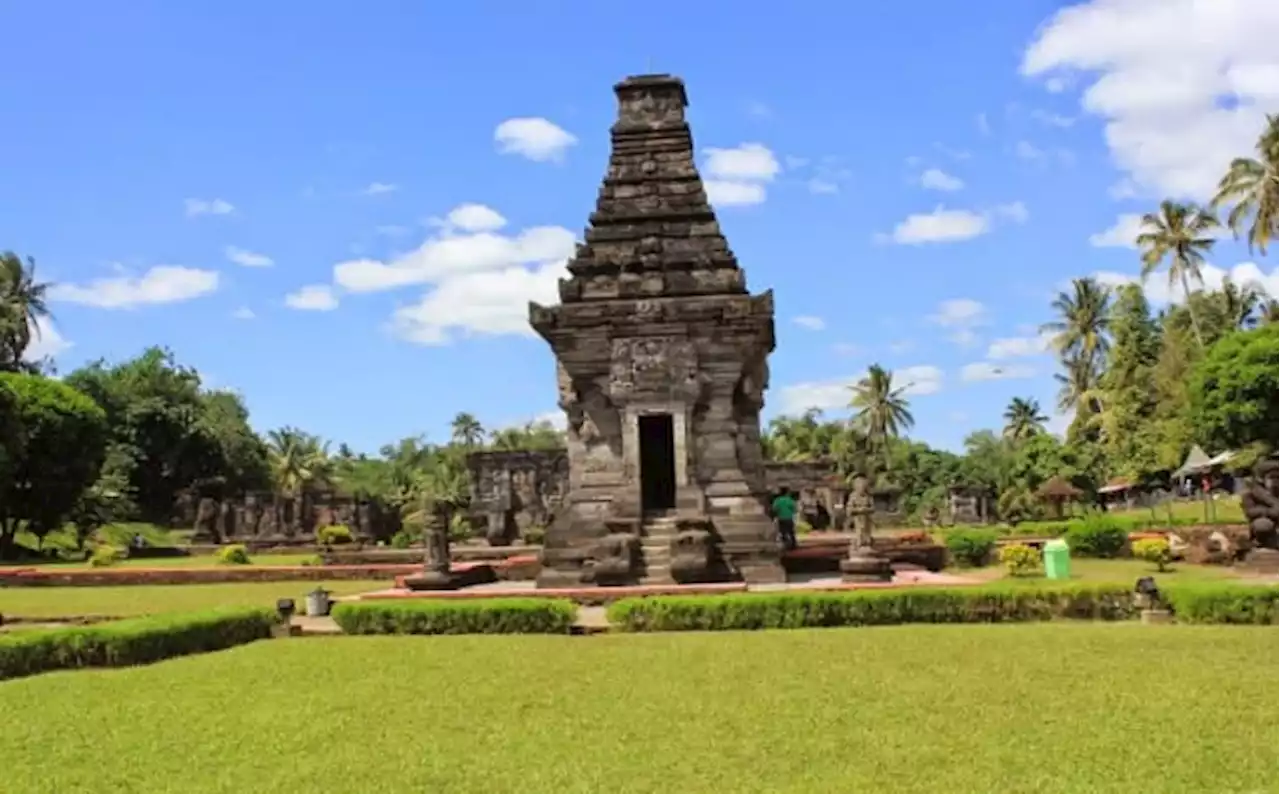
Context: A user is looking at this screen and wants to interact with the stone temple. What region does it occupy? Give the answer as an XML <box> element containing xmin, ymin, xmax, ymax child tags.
<box><xmin>529</xmin><ymin>74</ymin><xmax>783</xmax><ymax>587</ymax></box>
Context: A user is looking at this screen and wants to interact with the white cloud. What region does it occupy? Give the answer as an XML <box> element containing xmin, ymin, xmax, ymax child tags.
<box><xmin>390</xmin><ymin>260</ymin><xmax>564</xmax><ymax>345</ymax></box>
<box><xmin>888</xmin><ymin>339</ymin><xmax>915</xmax><ymax>354</ymax></box>
<box><xmin>494</xmin><ymin>117</ymin><xmax>578</xmax><ymax>163</ymax></box>
<box><xmin>746</xmin><ymin>101</ymin><xmax>772</xmax><ymax>119</ymax></box>
<box><xmin>362</xmin><ymin>182</ymin><xmax>398</xmax><ymax>196</ymax></box>
<box><xmin>702</xmin><ymin>143</ymin><xmax>781</xmax><ymax>207</ymax></box>
<box><xmin>704</xmin><ymin>180</ymin><xmax>767</xmax><ymax>207</ymax></box>
<box><xmin>1044</xmin><ymin>76</ymin><xmax>1071</xmax><ymax>94</ymax></box>
<box><xmin>1088</xmin><ymin>213</ymin><xmax>1145</xmax><ymax>248</ymax></box>
<box><xmin>375</xmin><ymin>225</ymin><xmax>411</xmax><ymax>237</ymax></box>
<box><xmin>807</xmin><ymin>179</ymin><xmax>839</xmax><ymax>195</ymax></box>
<box><xmin>225</xmin><ymin>246</ymin><xmax>273</xmax><ymax>268</ymax></box>
<box><xmin>877</xmin><ymin>207</ymin><xmax>989</xmax><ymax>244</ymax></box>
<box><xmin>777</xmin><ymin>365</ymin><xmax>945</xmax><ymax>415</ymax></box>
<box><xmin>22</xmin><ymin>316</ymin><xmax>71</xmax><ymax>362</ymax></box>
<box><xmin>285</xmin><ymin>285</ymin><xmax>339</xmax><ymax>312</ymax></box>
<box><xmin>184</xmin><ymin>198</ymin><xmax>234</xmax><ymax>217</ymax></box>
<box><xmin>1022</xmin><ymin>0</ymin><xmax>1280</xmax><ymax>200</ymax></box>
<box><xmin>1031</xmin><ymin>109</ymin><xmax>1076</xmax><ymax>127</ymax></box>
<box><xmin>443</xmin><ymin>203</ymin><xmax>507</xmax><ymax>233</ymax></box>
<box><xmin>50</xmin><ymin>266</ymin><xmax>219</xmax><ymax>309</ymax></box>
<box><xmin>920</xmin><ymin>168</ymin><xmax>965</xmax><ymax>192</ymax></box>
<box><xmin>231</xmin><ymin>306</ymin><xmax>255</xmax><ymax>320</ymax></box>
<box><xmin>935</xmin><ymin>144</ymin><xmax>973</xmax><ymax>161</ymax></box>
<box><xmin>792</xmin><ymin>315</ymin><xmax>826</xmax><ymax>331</ymax></box>
<box><xmin>977</xmin><ymin>113</ymin><xmax>992</xmax><ymax>135</ymax></box>
<box><xmin>931</xmin><ymin>298</ymin><xmax>987</xmax><ymax>327</ymax></box>
<box><xmin>1094</xmin><ymin>261</ymin><xmax>1279</xmax><ymax>305</ymax></box>
<box><xmin>961</xmin><ymin>362</ymin><xmax>1038</xmax><ymax>382</ymax></box>
<box><xmin>1015</xmin><ymin>140</ymin><xmax>1044</xmax><ymax>160</ymax></box>
<box><xmin>987</xmin><ymin>333</ymin><xmax>1053</xmax><ymax>359</ymax></box>
<box><xmin>994</xmin><ymin>201</ymin><xmax>1030</xmax><ymax>223</ymax></box>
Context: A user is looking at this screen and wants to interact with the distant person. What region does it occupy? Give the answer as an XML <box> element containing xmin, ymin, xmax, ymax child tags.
<box><xmin>772</xmin><ymin>488</ymin><xmax>798</xmax><ymax>551</ymax></box>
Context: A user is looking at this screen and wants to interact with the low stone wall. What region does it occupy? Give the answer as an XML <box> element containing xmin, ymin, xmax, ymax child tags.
<box><xmin>0</xmin><ymin>562</ymin><xmax>506</xmax><ymax>588</ymax></box>
<box><xmin>321</xmin><ymin>545</ymin><xmax>539</xmax><ymax>566</ymax></box>
<box><xmin>786</xmin><ymin>535</ymin><xmax>947</xmax><ymax>573</ymax></box>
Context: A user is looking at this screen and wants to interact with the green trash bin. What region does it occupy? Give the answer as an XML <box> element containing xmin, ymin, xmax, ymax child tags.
<box><xmin>1043</xmin><ymin>539</ymin><xmax>1071</xmax><ymax>580</ymax></box>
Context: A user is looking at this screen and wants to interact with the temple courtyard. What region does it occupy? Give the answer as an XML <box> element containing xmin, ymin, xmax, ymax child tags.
<box><xmin>2</xmin><ymin>625</ymin><xmax>1274</xmax><ymax>794</ymax></box>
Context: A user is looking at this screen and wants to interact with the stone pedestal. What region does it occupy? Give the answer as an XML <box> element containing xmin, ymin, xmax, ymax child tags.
<box><xmin>402</xmin><ymin>570</ymin><xmax>460</xmax><ymax>591</ymax></box>
<box><xmin>840</xmin><ymin>545</ymin><xmax>892</xmax><ymax>583</ymax></box>
<box><xmin>1239</xmin><ymin>547</ymin><xmax>1279</xmax><ymax>575</ymax></box>
<box><xmin>1140</xmin><ymin>608</ymin><xmax>1173</xmax><ymax>625</ymax></box>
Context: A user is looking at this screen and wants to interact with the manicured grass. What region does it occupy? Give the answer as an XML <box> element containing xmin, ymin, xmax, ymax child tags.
<box><xmin>0</xmin><ymin>625</ymin><xmax>1274</xmax><ymax>793</ymax></box>
<box><xmin>971</xmin><ymin>557</ymin><xmax>1272</xmax><ymax>586</ymax></box>
<box><xmin>0</xmin><ymin>581</ymin><xmax>386</xmax><ymax>619</ymax></box>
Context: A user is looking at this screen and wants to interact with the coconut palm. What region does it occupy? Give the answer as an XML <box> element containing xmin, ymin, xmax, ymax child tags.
<box><xmin>1053</xmin><ymin>353</ymin><xmax>1103</xmax><ymax>416</ymax></box>
<box><xmin>265</xmin><ymin>427</ymin><xmax>332</xmax><ymax>496</ymax></box>
<box><xmin>450</xmin><ymin>412</ymin><xmax>485</xmax><ymax>447</ymax></box>
<box><xmin>848</xmin><ymin>364</ymin><xmax>914</xmax><ymax>467</ymax></box>
<box><xmin>1211</xmin><ymin>114</ymin><xmax>1279</xmax><ymax>256</ymax></box>
<box><xmin>1040</xmin><ymin>277</ymin><xmax>1112</xmax><ymax>368</ymax></box>
<box><xmin>1001</xmin><ymin>397</ymin><xmax>1048</xmax><ymax>442</ymax></box>
<box><xmin>1136</xmin><ymin>200</ymin><xmax>1219</xmax><ymax>346</ymax></box>
<box><xmin>1216</xmin><ymin>277</ymin><xmax>1267</xmax><ymax>330</ymax></box>
<box><xmin>0</xmin><ymin>251</ymin><xmax>52</xmax><ymax>370</ymax></box>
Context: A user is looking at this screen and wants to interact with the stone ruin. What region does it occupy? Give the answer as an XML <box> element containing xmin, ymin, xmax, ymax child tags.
<box><xmin>466</xmin><ymin>449</ymin><xmax>568</xmax><ymax>545</ymax></box>
<box><xmin>763</xmin><ymin>460</ymin><xmax>847</xmax><ymax>531</ymax></box>
<box><xmin>175</xmin><ymin>491</ymin><xmax>400</xmax><ymax>545</ymax></box>
<box><xmin>528</xmin><ymin>73</ymin><xmax>783</xmax><ymax>587</ymax></box>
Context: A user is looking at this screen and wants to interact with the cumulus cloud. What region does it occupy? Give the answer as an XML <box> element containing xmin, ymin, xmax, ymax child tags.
<box><xmin>389</xmin><ymin>260</ymin><xmax>564</xmax><ymax>345</ymax></box>
<box><xmin>231</xmin><ymin>306</ymin><xmax>255</xmax><ymax>320</ymax></box>
<box><xmin>875</xmin><ymin>201</ymin><xmax>1028</xmax><ymax>245</ymax></box>
<box><xmin>1031</xmin><ymin>109</ymin><xmax>1076</xmax><ymax>128</ymax></box>
<box><xmin>1089</xmin><ymin>213</ymin><xmax>1145</xmax><ymax>248</ymax></box>
<box><xmin>50</xmin><ymin>266</ymin><xmax>219</xmax><ymax>309</ymax></box>
<box><xmin>284</xmin><ymin>285</ymin><xmax>339</xmax><ymax>312</ymax></box>
<box><xmin>777</xmin><ymin>365</ymin><xmax>945</xmax><ymax>415</ymax></box>
<box><xmin>440</xmin><ymin>203</ymin><xmax>507</xmax><ymax>233</ymax></box>
<box><xmin>22</xmin><ymin>316</ymin><xmax>71</xmax><ymax>362</ymax></box>
<box><xmin>362</xmin><ymin>182</ymin><xmax>399</xmax><ymax>196</ymax></box>
<box><xmin>1094</xmin><ymin>261</ymin><xmax>1279</xmax><ymax>305</ymax></box>
<box><xmin>807</xmin><ymin>179</ymin><xmax>839</xmax><ymax>195</ymax></box>
<box><xmin>184</xmin><ymin>198</ymin><xmax>234</xmax><ymax>217</ymax></box>
<box><xmin>702</xmin><ymin>143</ymin><xmax>780</xmax><ymax>207</ymax></box>
<box><xmin>1022</xmin><ymin>0</ymin><xmax>1280</xmax><ymax>200</ymax></box>
<box><xmin>961</xmin><ymin>362</ymin><xmax>1038</xmax><ymax>382</ymax></box>
<box><xmin>792</xmin><ymin>315</ymin><xmax>826</xmax><ymax>331</ymax></box>
<box><xmin>930</xmin><ymin>298</ymin><xmax>989</xmax><ymax>348</ymax></box>
<box><xmin>987</xmin><ymin>333</ymin><xmax>1053</xmax><ymax>359</ymax></box>
<box><xmin>225</xmin><ymin>246</ymin><xmax>273</xmax><ymax>268</ymax></box>
<box><xmin>494</xmin><ymin>117</ymin><xmax>578</xmax><ymax>162</ymax></box>
<box><xmin>920</xmin><ymin>168</ymin><xmax>965</xmax><ymax>192</ymax></box>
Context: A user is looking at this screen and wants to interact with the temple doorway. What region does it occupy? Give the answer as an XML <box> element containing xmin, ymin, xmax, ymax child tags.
<box><xmin>638</xmin><ymin>414</ymin><xmax>677</xmax><ymax>512</ymax></box>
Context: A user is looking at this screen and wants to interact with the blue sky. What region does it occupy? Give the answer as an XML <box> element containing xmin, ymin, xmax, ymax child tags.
<box><xmin>2</xmin><ymin>0</ymin><xmax>1276</xmax><ymax>454</ymax></box>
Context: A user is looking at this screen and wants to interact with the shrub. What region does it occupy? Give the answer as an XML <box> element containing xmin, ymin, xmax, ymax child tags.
<box><xmin>522</xmin><ymin>526</ymin><xmax>546</xmax><ymax>545</ymax></box>
<box><xmin>945</xmin><ymin>528</ymin><xmax>998</xmax><ymax>567</ymax></box>
<box><xmin>1132</xmin><ymin>537</ymin><xmax>1173</xmax><ymax>572</ymax></box>
<box><xmin>89</xmin><ymin>545</ymin><xmax>124</xmax><ymax>568</ymax></box>
<box><xmin>999</xmin><ymin>543</ymin><xmax>1042</xmax><ymax>577</ymax></box>
<box><xmin>214</xmin><ymin>544</ymin><xmax>251</xmax><ymax>565</ymax></box>
<box><xmin>606</xmin><ymin>584</ymin><xmax>1139</xmax><ymax>632</ymax></box>
<box><xmin>390</xmin><ymin>529</ymin><xmax>416</xmax><ymax>549</ymax></box>
<box><xmin>299</xmin><ymin>554</ymin><xmax>324</xmax><ymax>567</ymax></box>
<box><xmin>317</xmin><ymin>524</ymin><xmax>354</xmax><ymax>547</ymax></box>
<box><xmin>1064</xmin><ymin>514</ymin><xmax>1129</xmax><ymax>558</ymax></box>
<box><xmin>0</xmin><ymin>607</ymin><xmax>275</xmax><ymax>681</ymax></box>
<box><xmin>1162</xmin><ymin>585</ymin><xmax>1278</xmax><ymax>625</ymax></box>
<box><xmin>332</xmin><ymin>598</ymin><xmax>576</xmax><ymax>635</ymax></box>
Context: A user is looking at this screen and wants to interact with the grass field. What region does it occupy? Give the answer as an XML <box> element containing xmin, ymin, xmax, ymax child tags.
<box><xmin>974</xmin><ymin>557</ymin><xmax>1272</xmax><ymax>586</ymax></box>
<box><xmin>0</xmin><ymin>625</ymin><xmax>1274</xmax><ymax>793</ymax></box>
<box><xmin>0</xmin><ymin>580</ymin><xmax>387</xmax><ymax>619</ymax></box>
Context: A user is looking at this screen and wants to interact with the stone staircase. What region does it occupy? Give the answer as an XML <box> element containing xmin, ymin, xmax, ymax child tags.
<box><xmin>639</xmin><ymin>513</ymin><xmax>681</xmax><ymax>585</ymax></box>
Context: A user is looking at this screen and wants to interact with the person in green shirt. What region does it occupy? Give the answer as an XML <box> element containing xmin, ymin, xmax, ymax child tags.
<box><xmin>771</xmin><ymin>489</ymin><xmax>799</xmax><ymax>551</ymax></box>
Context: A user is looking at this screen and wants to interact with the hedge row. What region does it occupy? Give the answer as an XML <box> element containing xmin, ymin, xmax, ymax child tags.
<box><xmin>0</xmin><ymin>607</ymin><xmax>275</xmax><ymax>681</ymax></box>
<box><xmin>332</xmin><ymin>598</ymin><xmax>577</xmax><ymax>635</ymax></box>
<box><xmin>605</xmin><ymin>583</ymin><xmax>1279</xmax><ymax>632</ymax></box>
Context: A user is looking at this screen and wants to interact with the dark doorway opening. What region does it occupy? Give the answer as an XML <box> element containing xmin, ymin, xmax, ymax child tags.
<box><xmin>638</xmin><ymin>414</ymin><xmax>677</xmax><ymax>512</ymax></box>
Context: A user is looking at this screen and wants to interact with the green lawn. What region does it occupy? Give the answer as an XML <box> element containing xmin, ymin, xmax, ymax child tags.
<box><xmin>0</xmin><ymin>580</ymin><xmax>387</xmax><ymax>619</ymax></box>
<box><xmin>972</xmin><ymin>557</ymin><xmax>1272</xmax><ymax>586</ymax></box>
<box><xmin>0</xmin><ymin>625</ymin><xmax>1274</xmax><ymax>793</ymax></box>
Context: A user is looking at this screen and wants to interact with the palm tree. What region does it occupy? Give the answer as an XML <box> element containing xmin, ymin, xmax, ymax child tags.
<box><xmin>1262</xmin><ymin>299</ymin><xmax>1280</xmax><ymax>325</ymax></box>
<box><xmin>1136</xmin><ymin>200</ymin><xmax>1219</xmax><ymax>346</ymax></box>
<box><xmin>1041</xmin><ymin>277</ymin><xmax>1112</xmax><ymax>368</ymax></box>
<box><xmin>1001</xmin><ymin>397</ymin><xmax>1048</xmax><ymax>442</ymax></box>
<box><xmin>1217</xmin><ymin>277</ymin><xmax>1266</xmax><ymax>329</ymax></box>
<box><xmin>265</xmin><ymin>427</ymin><xmax>332</xmax><ymax>496</ymax></box>
<box><xmin>450</xmin><ymin>412</ymin><xmax>485</xmax><ymax>447</ymax></box>
<box><xmin>1053</xmin><ymin>353</ymin><xmax>1103</xmax><ymax>416</ymax></box>
<box><xmin>1211</xmin><ymin>114</ymin><xmax>1279</xmax><ymax>255</ymax></box>
<box><xmin>848</xmin><ymin>364</ymin><xmax>914</xmax><ymax>470</ymax></box>
<box><xmin>0</xmin><ymin>251</ymin><xmax>52</xmax><ymax>370</ymax></box>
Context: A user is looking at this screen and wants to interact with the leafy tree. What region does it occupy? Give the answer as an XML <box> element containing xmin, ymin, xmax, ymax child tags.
<box><xmin>450</xmin><ymin>412</ymin><xmax>485</xmax><ymax>447</ymax></box>
<box><xmin>265</xmin><ymin>427</ymin><xmax>332</xmax><ymax>496</ymax></box>
<box><xmin>0</xmin><ymin>373</ymin><xmax>108</xmax><ymax>554</ymax></box>
<box><xmin>1211</xmin><ymin>113</ymin><xmax>1279</xmax><ymax>256</ymax></box>
<box><xmin>1095</xmin><ymin>284</ymin><xmax>1162</xmax><ymax>479</ymax></box>
<box><xmin>488</xmin><ymin>420</ymin><xmax>564</xmax><ymax>451</ymax></box>
<box><xmin>0</xmin><ymin>251</ymin><xmax>52</xmax><ymax>372</ymax></box>
<box><xmin>848</xmin><ymin>364</ymin><xmax>914</xmax><ymax>472</ymax></box>
<box><xmin>1186</xmin><ymin>323</ymin><xmax>1279</xmax><ymax>453</ymax></box>
<box><xmin>1002</xmin><ymin>397</ymin><xmax>1047</xmax><ymax>442</ymax></box>
<box><xmin>1137</xmin><ymin>200</ymin><xmax>1219</xmax><ymax>346</ymax></box>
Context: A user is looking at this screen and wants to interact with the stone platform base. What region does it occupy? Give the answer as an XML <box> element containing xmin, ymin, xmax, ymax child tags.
<box><xmin>840</xmin><ymin>548</ymin><xmax>893</xmax><ymax>583</ymax></box>
<box><xmin>401</xmin><ymin>564</ymin><xmax>496</xmax><ymax>591</ymax></box>
<box><xmin>1239</xmin><ymin>548</ymin><xmax>1279</xmax><ymax>575</ymax></box>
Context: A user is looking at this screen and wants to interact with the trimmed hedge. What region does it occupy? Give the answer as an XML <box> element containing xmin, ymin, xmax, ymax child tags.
<box><xmin>0</xmin><ymin>607</ymin><xmax>275</xmax><ymax>681</ymax></box>
<box><xmin>331</xmin><ymin>598</ymin><xmax>577</xmax><ymax>635</ymax></box>
<box><xmin>607</xmin><ymin>586</ymin><xmax>1134</xmax><ymax>631</ymax></box>
<box><xmin>606</xmin><ymin>583</ymin><xmax>1280</xmax><ymax>632</ymax></box>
